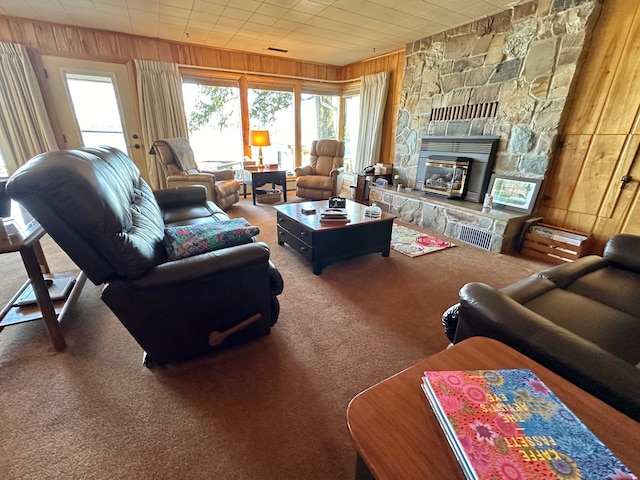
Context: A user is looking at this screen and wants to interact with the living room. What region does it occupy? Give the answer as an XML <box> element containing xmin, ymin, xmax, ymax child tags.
<box><xmin>1</xmin><ymin>0</ymin><xmax>639</xmax><ymax>478</ymax></box>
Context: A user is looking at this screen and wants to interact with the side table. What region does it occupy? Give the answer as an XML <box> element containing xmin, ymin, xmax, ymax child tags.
<box><xmin>0</xmin><ymin>206</ymin><xmax>86</xmax><ymax>352</ymax></box>
<box><xmin>347</xmin><ymin>337</ymin><xmax>640</xmax><ymax>479</ymax></box>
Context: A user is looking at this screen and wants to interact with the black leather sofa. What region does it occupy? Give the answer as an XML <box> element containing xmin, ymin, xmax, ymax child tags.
<box><xmin>7</xmin><ymin>146</ymin><xmax>284</xmax><ymax>366</ymax></box>
<box><xmin>444</xmin><ymin>233</ymin><xmax>640</xmax><ymax>421</ymax></box>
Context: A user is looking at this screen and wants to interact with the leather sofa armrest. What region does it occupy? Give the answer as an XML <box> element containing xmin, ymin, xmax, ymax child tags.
<box><xmin>127</xmin><ymin>242</ymin><xmax>271</xmax><ymax>288</ymax></box>
<box><xmin>457</xmin><ymin>282</ymin><xmax>640</xmax><ymax>421</ymax></box>
<box><xmin>154</xmin><ymin>186</ymin><xmax>207</xmax><ymax>209</ymax></box>
<box><xmin>604</xmin><ymin>234</ymin><xmax>640</xmax><ymax>273</ymax></box>
<box><xmin>534</xmin><ymin>255</ymin><xmax>609</xmax><ymax>288</ymax></box>
<box><xmin>295</xmin><ymin>165</ymin><xmax>313</xmax><ymax>176</ymax></box>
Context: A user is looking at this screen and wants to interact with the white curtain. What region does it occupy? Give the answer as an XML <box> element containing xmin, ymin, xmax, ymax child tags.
<box><xmin>354</xmin><ymin>71</ymin><xmax>390</xmax><ymax>173</ymax></box>
<box><xmin>135</xmin><ymin>59</ymin><xmax>189</xmax><ymax>189</ymax></box>
<box><xmin>0</xmin><ymin>42</ymin><xmax>57</xmax><ymax>175</ymax></box>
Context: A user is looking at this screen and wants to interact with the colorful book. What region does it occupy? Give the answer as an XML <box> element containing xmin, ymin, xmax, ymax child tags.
<box><xmin>422</xmin><ymin>369</ymin><xmax>637</xmax><ymax>480</ymax></box>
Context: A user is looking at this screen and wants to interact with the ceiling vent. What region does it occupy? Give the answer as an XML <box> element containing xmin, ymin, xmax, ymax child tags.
<box><xmin>267</xmin><ymin>47</ymin><xmax>288</xmax><ymax>53</ymax></box>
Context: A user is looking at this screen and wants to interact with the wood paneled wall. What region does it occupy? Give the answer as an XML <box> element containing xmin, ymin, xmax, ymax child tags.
<box><xmin>539</xmin><ymin>0</ymin><xmax>640</xmax><ymax>252</ymax></box>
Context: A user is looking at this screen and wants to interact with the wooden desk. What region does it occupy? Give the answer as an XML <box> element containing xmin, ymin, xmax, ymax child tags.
<box><xmin>0</xmin><ymin>206</ymin><xmax>86</xmax><ymax>352</ymax></box>
<box><xmin>346</xmin><ymin>337</ymin><xmax>640</xmax><ymax>479</ymax></box>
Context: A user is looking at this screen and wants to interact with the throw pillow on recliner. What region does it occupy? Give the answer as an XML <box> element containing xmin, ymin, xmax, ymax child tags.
<box><xmin>164</xmin><ymin>218</ymin><xmax>259</xmax><ymax>260</ymax></box>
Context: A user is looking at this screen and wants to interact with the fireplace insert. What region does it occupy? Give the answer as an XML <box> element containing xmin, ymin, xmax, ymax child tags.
<box><xmin>421</xmin><ymin>156</ymin><xmax>470</xmax><ymax>198</ymax></box>
<box><xmin>415</xmin><ymin>136</ymin><xmax>500</xmax><ymax>202</ymax></box>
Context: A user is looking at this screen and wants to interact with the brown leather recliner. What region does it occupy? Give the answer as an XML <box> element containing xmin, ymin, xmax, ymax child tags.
<box><xmin>7</xmin><ymin>146</ymin><xmax>284</xmax><ymax>366</ymax></box>
<box><xmin>295</xmin><ymin>139</ymin><xmax>345</xmax><ymax>200</ymax></box>
<box><xmin>150</xmin><ymin>137</ymin><xmax>241</xmax><ymax>210</ymax></box>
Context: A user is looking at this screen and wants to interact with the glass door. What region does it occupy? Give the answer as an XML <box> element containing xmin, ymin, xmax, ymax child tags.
<box><xmin>40</xmin><ymin>57</ymin><xmax>146</xmax><ymax>179</ymax></box>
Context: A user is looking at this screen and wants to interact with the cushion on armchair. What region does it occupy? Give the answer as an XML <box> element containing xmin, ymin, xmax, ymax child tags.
<box><xmin>164</xmin><ymin>217</ymin><xmax>259</xmax><ymax>260</ymax></box>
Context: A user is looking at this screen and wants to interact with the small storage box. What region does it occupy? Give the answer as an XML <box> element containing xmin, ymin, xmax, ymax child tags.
<box><xmin>520</xmin><ymin>223</ymin><xmax>592</xmax><ymax>264</ymax></box>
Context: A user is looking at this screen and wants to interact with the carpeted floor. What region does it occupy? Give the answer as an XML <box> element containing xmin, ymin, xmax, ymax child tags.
<box><xmin>0</xmin><ymin>196</ymin><xmax>547</xmax><ymax>479</ymax></box>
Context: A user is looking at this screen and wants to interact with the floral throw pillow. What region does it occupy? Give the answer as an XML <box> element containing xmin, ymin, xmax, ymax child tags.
<box><xmin>163</xmin><ymin>218</ymin><xmax>259</xmax><ymax>261</ymax></box>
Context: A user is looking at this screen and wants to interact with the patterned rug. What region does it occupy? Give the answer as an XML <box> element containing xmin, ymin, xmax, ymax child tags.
<box><xmin>390</xmin><ymin>224</ymin><xmax>455</xmax><ymax>257</ymax></box>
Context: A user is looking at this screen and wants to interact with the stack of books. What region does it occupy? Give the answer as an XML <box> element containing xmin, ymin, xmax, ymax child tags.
<box><xmin>320</xmin><ymin>208</ymin><xmax>349</xmax><ymax>223</ymax></box>
<box><xmin>421</xmin><ymin>368</ymin><xmax>636</xmax><ymax>480</ymax></box>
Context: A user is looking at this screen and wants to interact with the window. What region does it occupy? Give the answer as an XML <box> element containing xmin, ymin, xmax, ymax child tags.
<box><xmin>64</xmin><ymin>73</ymin><xmax>128</xmax><ymax>153</ymax></box>
<box><xmin>248</xmin><ymin>86</ymin><xmax>294</xmax><ymax>174</ymax></box>
<box><xmin>0</xmin><ymin>150</ymin><xmax>7</xmax><ymax>177</ymax></box>
<box><xmin>182</xmin><ymin>81</ymin><xmax>243</xmax><ymax>169</ymax></box>
<box><xmin>343</xmin><ymin>94</ymin><xmax>360</xmax><ymax>173</ymax></box>
<box><xmin>301</xmin><ymin>93</ymin><xmax>340</xmax><ymax>164</ymax></box>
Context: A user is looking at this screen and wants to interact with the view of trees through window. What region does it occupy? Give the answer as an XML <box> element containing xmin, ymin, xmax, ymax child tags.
<box><xmin>248</xmin><ymin>87</ymin><xmax>294</xmax><ymax>173</ymax></box>
<box><xmin>183</xmin><ymin>78</ymin><xmax>359</xmax><ymax>175</ymax></box>
<box><xmin>183</xmin><ymin>83</ymin><xmax>243</xmax><ymax>168</ymax></box>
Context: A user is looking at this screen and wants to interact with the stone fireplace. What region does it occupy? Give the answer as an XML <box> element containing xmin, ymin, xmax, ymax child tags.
<box><xmin>379</xmin><ymin>0</ymin><xmax>599</xmax><ymax>252</ymax></box>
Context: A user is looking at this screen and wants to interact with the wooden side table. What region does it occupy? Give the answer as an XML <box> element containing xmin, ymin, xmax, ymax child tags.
<box><xmin>347</xmin><ymin>337</ymin><xmax>640</xmax><ymax>479</ymax></box>
<box><xmin>0</xmin><ymin>206</ymin><xmax>86</xmax><ymax>352</ymax></box>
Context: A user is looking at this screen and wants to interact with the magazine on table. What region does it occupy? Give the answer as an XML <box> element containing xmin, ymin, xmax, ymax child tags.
<box><xmin>421</xmin><ymin>368</ymin><xmax>636</xmax><ymax>480</ymax></box>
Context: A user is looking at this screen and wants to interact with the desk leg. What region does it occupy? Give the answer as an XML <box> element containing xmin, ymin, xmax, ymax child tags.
<box><xmin>282</xmin><ymin>173</ymin><xmax>287</xmax><ymax>202</ymax></box>
<box><xmin>19</xmin><ymin>243</ymin><xmax>66</xmax><ymax>352</ymax></box>
<box><xmin>252</xmin><ymin>184</ymin><xmax>257</xmax><ymax>205</ymax></box>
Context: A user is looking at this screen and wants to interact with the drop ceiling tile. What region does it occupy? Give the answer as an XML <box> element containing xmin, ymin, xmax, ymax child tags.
<box><xmin>230</xmin><ymin>0</ymin><xmax>261</xmax><ymax>13</ymax></box>
<box><xmin>221</xmin><ymin>6</ymin><xmax>253</xmax><ymax>21</ymax></box>
<box><xmin>292</xmin><ymin>0</ymin><xmax>328</xmax><ymax>16</ymax></box>
<box><xmin>191</xmin><ymin>0</ymin><xmax>224</xmax><ymax>14</ymax></box>
<box><xmin>127</xmin><ymin>0</ymin><xmax>160</xmax><ymax>13</ymax></box>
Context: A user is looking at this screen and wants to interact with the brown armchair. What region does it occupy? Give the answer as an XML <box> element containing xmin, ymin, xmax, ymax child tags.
<box><xmin>295</xmin><ymin>139</ymin><xmax>345</xmax><ymax>200</ymax></box>
<box><xmin>150</xmin><ymin>137</ymin><xmax>241</xmax><ymax>210</ymax></box>
<box><xmin>7</xmin><ymin>146</ymin><xmax>284</xmax><ymax>366</ymax></box>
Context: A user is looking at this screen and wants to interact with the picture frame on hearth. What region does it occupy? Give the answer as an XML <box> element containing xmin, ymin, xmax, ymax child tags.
<box><xmin>487</xmin><ymin>174</ymin><xmax>542</xmax><ymax>214</ymax></box>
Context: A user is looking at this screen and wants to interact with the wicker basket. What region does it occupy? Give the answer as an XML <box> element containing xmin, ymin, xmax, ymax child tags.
<box><xmin>255</xmin><ymin>189</ymin><xmax>282</xmax><ymax>204</ymax></box>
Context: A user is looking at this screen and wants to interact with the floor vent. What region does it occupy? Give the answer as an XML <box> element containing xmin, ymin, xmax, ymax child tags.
<box><xmin>457</xmin><ymin>224</ymin><xmax>494</xmax><ymax>251</ymax></box>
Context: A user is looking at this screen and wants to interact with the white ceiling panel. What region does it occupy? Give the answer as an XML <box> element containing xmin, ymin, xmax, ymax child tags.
<box><xmin>1</xmin><ymin>0</ymin><xmax>519</xmax><ymax>66</ymax></box>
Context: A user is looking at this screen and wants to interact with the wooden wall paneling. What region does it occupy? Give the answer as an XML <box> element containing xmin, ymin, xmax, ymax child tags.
<box><xmin>567</xmin><ymin>134</ymin><xmax>626</xmax><ymax>215</ymax></box>
<box><xmin>598</xmin><ymin>134</ymin><xmax>640</xmax><ymax>217</ymax></box>
<box><xmin>563</xmin><ymin>0</ymin><xmax>634</xmax><ymax>135</ymax></box>
<box><xmin>541</xmin><ymin>134</ymin><xmax>591</xmax><ymax>210</ymax></box>
<box><xmin>537</xmin><ymin>206</ymin><xmax>568</xmax><ymax>227</ymax></box>
<box><xmin>597</xmin><ymin>2</ymin><xmax>640</xmax><ymax>134</ymax></box>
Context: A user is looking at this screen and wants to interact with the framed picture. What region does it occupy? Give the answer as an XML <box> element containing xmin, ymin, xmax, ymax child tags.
<box><xmin>487</xmin><ymin>174</ymin><xmax>542</xmax><ymax>214</ymax></box>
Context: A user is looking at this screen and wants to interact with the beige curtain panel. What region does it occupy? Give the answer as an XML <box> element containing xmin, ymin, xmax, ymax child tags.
<box><xmin>135</xmin><ymin>59</ymin><xmax>189</xmax><ymax>190</ymax></box>
<box><xmin>0</xmin><ymin>42</ymin><xmax>57</xmax><ymax>175</ymax></box>
<box><xmin>354</xmin><ymin>71</ymin><xmax>390</xmax><ymax>174</ymax></box>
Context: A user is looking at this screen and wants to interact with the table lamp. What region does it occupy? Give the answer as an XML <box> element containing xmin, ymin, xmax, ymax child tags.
<box><xmin>250</xmin><ymin>130</ymin><xmax>271</xmax><ymax>169</ymax></box>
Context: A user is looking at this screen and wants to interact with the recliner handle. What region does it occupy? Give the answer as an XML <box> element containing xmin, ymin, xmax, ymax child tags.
<box><xmin>208</xmin><ymin>313</ymin><xmax>263</xmax><ymax>346</ymax></box>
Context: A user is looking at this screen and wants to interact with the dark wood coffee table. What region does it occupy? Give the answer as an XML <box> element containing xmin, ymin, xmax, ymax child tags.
<box><xmin>347</xmin><ymin>337</ymin><xmax>640</xmax><ymax>479</ymax></box>
<box><xmin>274</xmin><ymin>200</ymin><xmax>395</xmax><ymax>274</ymax></box>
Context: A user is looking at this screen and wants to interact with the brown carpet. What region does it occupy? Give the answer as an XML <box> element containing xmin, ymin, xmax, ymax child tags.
<box><xmin>0</xmin><ymin>196</ymin><xmax>547</xmax><ymax>479</ymax></box>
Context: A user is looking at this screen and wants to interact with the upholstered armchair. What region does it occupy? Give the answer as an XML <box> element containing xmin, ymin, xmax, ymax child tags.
<box><xmin>7</xmin><ymin>146</ymin><xmax>284</xmax><ymax>366</ymax></box>
<box><xmin>150</xmin><ymin>137</ymin><xmax>241</xmax><ymax>210</ymax></box>
<box><xmin>295</xmin><ymin>139</ymin><xmax>345</xmax><ymax>200</ymax></box>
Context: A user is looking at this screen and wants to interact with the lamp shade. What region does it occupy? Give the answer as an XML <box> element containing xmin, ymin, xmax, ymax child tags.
<box><xmin>250</xmin><ymin>130</ymin><xmax>271</xmax><ymax>147</ymax></box>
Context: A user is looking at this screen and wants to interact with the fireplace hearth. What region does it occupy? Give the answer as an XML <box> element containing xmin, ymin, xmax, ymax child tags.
<box><xmin>415</xmin><ymin>136</ymin><xmax>499</xmax><ymax>203</ymax></box>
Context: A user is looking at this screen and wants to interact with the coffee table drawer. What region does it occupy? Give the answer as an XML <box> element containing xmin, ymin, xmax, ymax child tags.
<box><xmin>277</xmin><ymin>226</ymin><xmax>313</xmax><ymax>262</ymax></box>
<box><xmin>276</xmin><ymin>213</ymin><xmax>314</xmax><ymax>245</ymax></box>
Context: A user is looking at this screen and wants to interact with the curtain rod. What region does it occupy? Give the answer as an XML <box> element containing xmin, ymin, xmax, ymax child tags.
<box><xmin>178</xmin><ymin>63</ymin><xmax>363</xmax><ymax>84</ymax></box>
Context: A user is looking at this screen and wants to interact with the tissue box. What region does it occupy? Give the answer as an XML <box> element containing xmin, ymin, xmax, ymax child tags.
<box><xmin>374</xmin><ymin>163</ymin><xmax>393</xmax><ymax>175</ymax></box>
